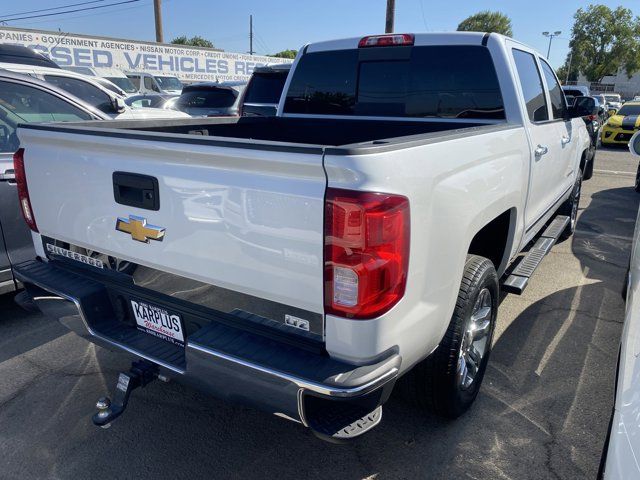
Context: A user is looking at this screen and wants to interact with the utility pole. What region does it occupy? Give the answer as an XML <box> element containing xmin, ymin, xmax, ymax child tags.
<box><xmin>385</xmin><ymin>0</ymin><xmax>395</xmax><ymax>33</ymax></box>
<box><xmin>565</xmin><ymin>51</ymin><xmax>573</xmax><ymax>84</ymax></box>
<box><xmin>153</xmin><ymin>0</ymin><xmax>163</xmax><ymax>43</ymax></box>
<box><xmin>249</xmin><ymin>14</ymin><xmax>254</xmax><ymax>55</ymax></box>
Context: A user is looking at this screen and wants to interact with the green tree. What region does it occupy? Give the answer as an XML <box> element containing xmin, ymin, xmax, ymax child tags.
<box><xmin>269</xmin><ymin>49</ymin><xmax>298</xmax><ymax>59</ymax></box>
<box><xmin>457</xmin><ymin>11</ymin><xmax>513</xmax><ymax>37</ymax></box>
<box><xmin>560</xmin><ymin>5</ymin><xmax>640</xmax><ymax>83</ymax></box>
<box><xmin>171</xmin><ymin>35</ymin><xmax>215</xmax><ymax>48</ymax></box>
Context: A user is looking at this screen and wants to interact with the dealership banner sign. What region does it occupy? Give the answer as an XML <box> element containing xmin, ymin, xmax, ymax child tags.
<box><xmin>0</xmin><ymin>27</ymin><xmax>290</xmax><ymax>82</ymax></box>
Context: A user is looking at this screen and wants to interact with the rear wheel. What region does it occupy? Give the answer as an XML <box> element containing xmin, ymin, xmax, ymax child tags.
<box><xmin>583</xmin><ymin>149</ymin><xmax>595</xmax><ymax>180</ymax></box>
<box><xmin>559</xmin><ymin>169</ymin><xmax>582</xmax><ymax>240</ymax></box>
<box><xmin>400</xmin><ymin>255</ymin><xmax>498</xmax><ymax>418</ymax></box>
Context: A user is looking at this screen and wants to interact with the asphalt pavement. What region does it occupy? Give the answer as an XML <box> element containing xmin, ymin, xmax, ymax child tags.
<box><xmin>0</xmin><ymin>146</ymin><xmax>636</xmax><ymax>480</ymax></box>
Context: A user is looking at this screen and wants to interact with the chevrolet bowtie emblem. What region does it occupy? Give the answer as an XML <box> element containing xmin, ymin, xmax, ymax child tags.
<box><xmin>115</xmin><ymin>215</ymin><xmax>165</xmax><ymax>243</ymax></box>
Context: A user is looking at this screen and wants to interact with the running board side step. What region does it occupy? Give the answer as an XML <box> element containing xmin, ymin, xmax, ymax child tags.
<box><xmin>502</xmin><ymin>215</ymin><xmax>570</xmax><ymax>295</ymax></box>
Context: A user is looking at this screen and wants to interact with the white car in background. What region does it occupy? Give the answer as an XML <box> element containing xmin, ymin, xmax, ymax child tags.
<box><xmin>63</xmin><ymin>66</ymin><xmax>138</xmax><ymax>97</ymax></box>
<box><xmin>0</xmin><ymin>63</ymin><xmax>188</xmax><ymax>120</ymax></box>
<box><xmin>601</xmin><ymin>131</ymin><xmax>640</xmax><ymax>479</ymax></box>
<box><xmin>604</xmin><ymin>93</ymin><xmax>623</xmax><ymax>111</ymax></box>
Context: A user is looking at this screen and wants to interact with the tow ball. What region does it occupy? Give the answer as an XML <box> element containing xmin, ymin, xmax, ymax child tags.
<box><xmin>93</xmin><ymin>360</ymin><xmax>160</xmax><ymax>428</ymax></box>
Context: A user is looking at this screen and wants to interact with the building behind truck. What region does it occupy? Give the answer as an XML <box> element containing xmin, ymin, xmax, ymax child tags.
<box><xmin>0</xmin><ymin>26</ymin><xmax>290</xmax><ymax>84</ymax></box>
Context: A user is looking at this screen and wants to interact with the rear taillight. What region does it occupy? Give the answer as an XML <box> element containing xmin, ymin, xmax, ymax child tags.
<box><xmin>324</xmin><ymin>188</ymin><xmax>410</xmax><ymax>319</ymax></box>
<box><xmin>587</xmin><ymin>114</ymin><xmax>597</xmax><ymax>121</ymax></box>
<box><xmin>13</xmin><ymin>148</ymin><xmax>38</xmax><ymax>232</ymax></box>
<box><xmin>358</xmin><ymin>34</ymin><xmax>415</xmax><ymax>48</ymax></box>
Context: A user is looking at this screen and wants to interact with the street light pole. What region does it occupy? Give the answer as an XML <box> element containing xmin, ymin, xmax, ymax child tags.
<box><xmin>542</xmin><ymin>30</ymin><xmax>561</xmax><ymax>58</ymax></box>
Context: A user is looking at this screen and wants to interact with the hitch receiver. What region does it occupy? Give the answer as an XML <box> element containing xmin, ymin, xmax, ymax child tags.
<box><xmin>93</xmin><ymin>360</ymin><xmax>158</xmax><ymax>428</ymax></box>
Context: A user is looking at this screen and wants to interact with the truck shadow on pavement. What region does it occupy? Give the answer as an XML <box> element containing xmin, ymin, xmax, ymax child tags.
<box><xmin>0</xmin><ymin>186</ymin><xmax>636</xmax><ymax>480</ymax></box>
<box><xmin>0</xmin><ymin>294</ymin><xmax>67</xmax><ymax>364</ymax></box>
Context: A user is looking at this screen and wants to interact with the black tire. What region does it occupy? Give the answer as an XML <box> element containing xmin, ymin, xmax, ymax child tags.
<box><xmin>400</xmin><ymin>255</ymin><xmax>498</xmax><ymax>418</ymax></box>
<box><xmin>558</xmin><ymin>169</ymin><xmax>582</xmax><ymax>240</ymax></box>
<box><xmin>635</xmin><ymin>163</ymin><xmax>640</xmax><ymax>193</ymax></box>
<box><xmin>583</xmin><ymin>149</ymin><xmax>595</xmax><ymax>180</ymax></box>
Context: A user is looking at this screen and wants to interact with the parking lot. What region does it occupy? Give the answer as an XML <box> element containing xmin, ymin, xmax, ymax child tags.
<box><xmin>0</xmin><ymin>146</ymin><xmax>635</xmax><ymax>480</ymax></box>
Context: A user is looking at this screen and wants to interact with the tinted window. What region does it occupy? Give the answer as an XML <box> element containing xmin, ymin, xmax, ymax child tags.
<box><xmin>0</xmin><ymin>81</ymin><xmax>92</xmax><ymax>152</ymax></box>
<box><xmin>244</xmin><ymin>72</ymin><xmax>288</xmax><ymax>104</ymax></box>
<box><xmin>177</xmin><ymin>89</ymin><xmax>237</xmax><ymax>108</ymax></box>
<box><xmin>285</xmin><ymin>46</ymin><xmax>504</xmax><ymax>119</ymax></box>
<box><xmin>106</xmin><ymin>76</ymin><xmax>137</xmax><ymax>93</ymax></box>
<box><xmin>563</xmin><ymin>89</ymin><xmax>584</xmax><ymax>97</ymax></box>
<box><xmin>512</xmin><ymin>50</ymin><xmax>549</xmax><ymax>122</ymax></box>
<box><xmin>43</xmin><ymin>75</ymin><xmax>113</xmax><ymax>113</ymax></box>
<box><xmin>540</xmin><ymin>60</ymin><xmax>566</xmax><ymax>119</ymax></box>
<box><xmin>618</xmin><ymin>105</ymin><xmax>640</xmax><ymax>116</ymax></box>
<box><xmin>155</xmin><ymin>76</ymin><xmax>183</xmax><ymax>90</ymax></box>
<box><xmin>143</xmin><ymin>76</ymin><xmax>155</xmax><ymax>90</ymax></box>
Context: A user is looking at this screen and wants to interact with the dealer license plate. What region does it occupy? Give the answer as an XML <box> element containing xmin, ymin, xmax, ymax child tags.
<box><xmin>130</xmin><ymin>299</ymin><xmax>185</xmax><ymax>347</ymax></box>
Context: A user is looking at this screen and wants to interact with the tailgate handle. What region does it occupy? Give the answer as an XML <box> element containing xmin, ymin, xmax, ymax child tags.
<box><xmin>113</xmin><ymin>172</ymin><xmax>160</xmax><ymax>211</ymax></box>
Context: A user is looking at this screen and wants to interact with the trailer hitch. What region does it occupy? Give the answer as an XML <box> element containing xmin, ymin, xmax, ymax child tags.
<box><xmin>92</xmin><ymin>360</ymin><xmax>159</xmax><ymax>428</ymax></box>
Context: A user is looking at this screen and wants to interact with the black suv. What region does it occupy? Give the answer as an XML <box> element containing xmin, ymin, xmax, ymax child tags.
<box><xmin>240</xmin><ymin>63</ymin><xmax>292</xmax><ymax>117</ymax></box>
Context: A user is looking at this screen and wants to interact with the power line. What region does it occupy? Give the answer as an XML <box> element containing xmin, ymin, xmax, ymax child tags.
<box><xmin>3</xmin><ymin>1</ymin><xmax>107</xmax><ymax>19</ymax></box>
<box><xmin>16</xmin><ymin>0</ymin><xmax>155</xmax><ymax>28</ymax></box>
<box><xmin>0</xmin><ymin>0</ymin><xmax>141</xmax><ymax>23</ymax></box>
<box><xmin>419</xmin><ymin>0</ymin><xmax>428</xmax><ymax>31</ymax></box>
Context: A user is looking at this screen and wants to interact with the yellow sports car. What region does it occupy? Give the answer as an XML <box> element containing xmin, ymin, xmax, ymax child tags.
<box><xmin>601</xmin><ymin>101</ymin><xmax>640</xmax><ymax>145</ymax></box>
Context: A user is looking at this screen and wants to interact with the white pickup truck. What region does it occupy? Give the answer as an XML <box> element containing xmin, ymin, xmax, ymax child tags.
<box><xmin>13</xmin><ymin>33</ymin><xmax>594</xmax><ymax>441</ymax></box>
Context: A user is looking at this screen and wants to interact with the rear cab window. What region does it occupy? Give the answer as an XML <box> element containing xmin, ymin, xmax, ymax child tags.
<box><xmin>284</xmin><ymin>45</ymin><xmax>505</xmax><ymax>120</ymax></box>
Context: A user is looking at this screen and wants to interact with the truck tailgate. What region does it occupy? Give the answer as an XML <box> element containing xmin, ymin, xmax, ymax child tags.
<box><xmin>18</xmin><ymin>126</ymin><xmax>326</xmax><ymax>337</ymax></box>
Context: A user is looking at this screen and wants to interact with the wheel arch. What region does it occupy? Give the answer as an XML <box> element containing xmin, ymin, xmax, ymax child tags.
<box><xmin>467</xmin><ymin>207</ymin><xmax>517</xmax><ymax>277</ymax></box>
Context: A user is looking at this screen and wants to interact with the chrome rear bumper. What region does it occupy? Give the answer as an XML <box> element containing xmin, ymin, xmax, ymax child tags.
<box><xmin>15</xmin><ymin>260</ymin><xmax>400</xmax><ymax>432</ymax></box>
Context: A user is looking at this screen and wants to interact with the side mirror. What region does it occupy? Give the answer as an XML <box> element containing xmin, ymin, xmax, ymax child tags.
<box><xmin>608</xmin><ymin>108</ymin><xmax>618</xmax><ymax>116</ymax></box>
<box><xmin>630</xmin><ymin>131</ymin><xmax>640</xmax><ymax>157</ymax></box>
<box><xmin>569</xmin><ymin>96</ymin><xmax>598</xmax><ymax>118</ymax></box>
<box><xmin>112</xmin><ymin>97</ymin><xmax>127</xmax><ymax>113</ymax></box>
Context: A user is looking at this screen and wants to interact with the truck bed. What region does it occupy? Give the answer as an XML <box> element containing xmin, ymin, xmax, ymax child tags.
<box><xmin>24</xmin><ymin>116</ymin><xmax>507</xmax><ymax>151</ymax></box>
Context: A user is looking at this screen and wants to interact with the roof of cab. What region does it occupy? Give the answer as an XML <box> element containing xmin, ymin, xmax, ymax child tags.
<box><xmin>305</xmin><ymin>31</ymin><xmax>502</xmax><ymax>53</ymax></box>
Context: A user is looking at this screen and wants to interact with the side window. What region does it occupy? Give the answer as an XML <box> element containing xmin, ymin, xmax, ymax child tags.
<box><xmin>128</xmin><ymin>76</ymin><xmax>140</xmax><ymax>89</ymax></box>
<box><xmin>43</xmin><ymin>75</ymin><xmax>113</xmax><ymax>114</ymax></box>
<box><xmin>0</xmin><ymin>80</ymin><xmax>92</xmax><ymax>152</ymax></box>
<box><xmin>143</xmin><ymin>76</ymin><xmax>154</xmax><ymax>89</ymax></box>
<box><xmin>512</xmin><ymin>49</ymin><xmax>549</xmax><ymax>122</ymax></box>
<box><xmin>540</xmin><ymin>59</ymin><xmax>567</xmax><ymax>120</ymax></box>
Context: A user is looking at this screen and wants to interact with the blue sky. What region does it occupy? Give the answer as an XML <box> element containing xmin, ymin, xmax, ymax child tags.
<box><xmin>2</xmin><ymin>0</ymin><xmax>638</xmax><ymax>68</ymax></box>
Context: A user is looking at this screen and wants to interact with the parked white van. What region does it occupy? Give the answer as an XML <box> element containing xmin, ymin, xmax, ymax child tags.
<box><xmin>126</xmin><ymin>71</ymin><xmax>183</xmax><ymax>95</ymax></box>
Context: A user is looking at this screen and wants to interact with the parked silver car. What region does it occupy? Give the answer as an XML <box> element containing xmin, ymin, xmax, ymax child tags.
<box><xmin>0</xmin><ymin>71</ymin><xmax>108</xmax><ymax>295</ymax></box>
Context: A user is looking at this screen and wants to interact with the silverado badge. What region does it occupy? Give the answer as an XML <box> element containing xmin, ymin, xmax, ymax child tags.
<box><xmin>115</xmin><ymin>215</ymin><xmax>165</xmax><ymax>243</ymax></box>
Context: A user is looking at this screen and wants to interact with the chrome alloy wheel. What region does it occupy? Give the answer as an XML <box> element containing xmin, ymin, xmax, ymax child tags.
<box><xmin>457</xmin><ymin>288</ymin><xmax>492</xmax><ymax>390</ymax></box>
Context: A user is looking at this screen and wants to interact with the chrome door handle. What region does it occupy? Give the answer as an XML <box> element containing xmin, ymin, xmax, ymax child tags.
<box><xmin>0</xmin><ymin>169</ymin><xmax>15</xmax><ymax>182</ymax></box>
<box><xmin>561</xmin><ymin>136</ymin><xmax>571</xmax><ymax>146</ymax></box>
<box><xmin>534</xmin><ymin>145</ymin><xmax>548</xmax><ymax>156</ymax></box>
